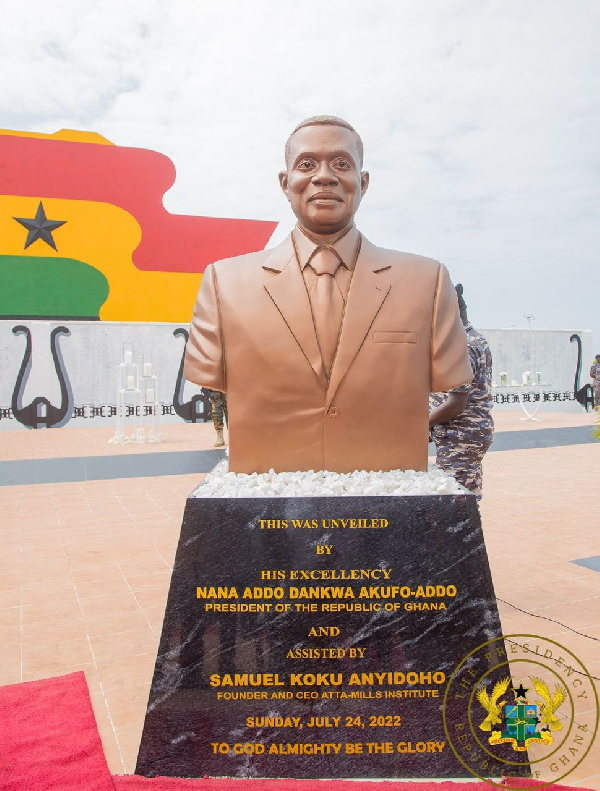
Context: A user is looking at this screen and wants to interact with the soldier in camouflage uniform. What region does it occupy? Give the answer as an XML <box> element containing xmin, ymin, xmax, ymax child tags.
<box><xmin>203</xmin><ymin>389</ymin><xmax>228</xmax><ymax>447</ymax></box>
<box><xmin>429</xmin><ymin>284</ymin><xmax>493</xmax><ymax>498</ymax></box>
<box><xmin>590</xmin><ymin>354</ymin><xmax>600</xmax><ymax>407</ymax></box>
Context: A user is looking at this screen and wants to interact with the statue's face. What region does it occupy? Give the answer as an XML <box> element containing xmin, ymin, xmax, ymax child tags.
<box><xmin>279</xmin><ymin>125</ymin><xmax>369</xmax><ymax>236</ymax></box>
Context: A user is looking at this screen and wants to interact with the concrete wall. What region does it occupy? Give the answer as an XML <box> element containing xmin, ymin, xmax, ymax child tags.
<box><xmin>0</xmin><ymin>320</ymin><xmax>594</xmax><ymax>430</ymax></box>
<box><xmin>478</xmin><ymin>327</ymin><xmax>594</xmax><ymax>412</ymax></box>
<box><xmin>0</xmin><ymin>319</ymin><xmax>207</xmax><ymax>431</ymax></box>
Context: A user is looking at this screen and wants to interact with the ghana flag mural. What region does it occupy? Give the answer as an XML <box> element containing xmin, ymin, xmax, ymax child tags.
<box><xmin>0</xmin><ymin>128</ymin><xmax>277</xmax><ymax>430</ymax></box>
<box><xmin>0</xmin><ymin>128</ymin><xmax>276</xmax><ymax>322</ymax></box>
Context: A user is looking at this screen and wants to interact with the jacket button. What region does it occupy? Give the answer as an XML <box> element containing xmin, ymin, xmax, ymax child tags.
<box><xmin>327</xmin><ymin>406</ymin><xmax>339</xmax><ymax>418</ymax></box>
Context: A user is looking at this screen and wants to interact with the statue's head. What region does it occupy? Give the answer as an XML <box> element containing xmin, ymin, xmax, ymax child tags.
<box><xmin>279</xmin><ymin>115</ymin><xmax>369</xmax><ymax>237</ymax></box>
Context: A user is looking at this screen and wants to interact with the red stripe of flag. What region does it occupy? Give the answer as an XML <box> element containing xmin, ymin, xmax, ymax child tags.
<box><xmin>0</xmin><ymin>134</ymin><xmax>277</xmax><ymax>274</ymax></box>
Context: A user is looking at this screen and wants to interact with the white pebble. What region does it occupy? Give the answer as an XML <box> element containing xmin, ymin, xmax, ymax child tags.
<box><xmin>192</xmin><ymin>459</ymin><xmax>468</xmax><ymax>498</ymax></box>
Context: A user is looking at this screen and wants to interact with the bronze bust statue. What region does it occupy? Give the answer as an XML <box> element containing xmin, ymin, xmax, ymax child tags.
<box><xmin>184</xmin><ymin>116</ymin><xmax>471</xmax><ymax>474</ymax></box>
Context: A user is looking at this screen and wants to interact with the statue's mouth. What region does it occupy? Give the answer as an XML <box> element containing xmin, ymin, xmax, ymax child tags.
<box><xmin>309</xmin><ymin>193</ymin><xmax>343</xmax><ymax>202</ymax></box>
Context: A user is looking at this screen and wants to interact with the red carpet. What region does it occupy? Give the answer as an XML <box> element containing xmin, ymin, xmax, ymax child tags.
<box><xmin>0</xmin><ymin>673</ymin><xmax>595</xmax><ymax>791</ymax></box>
<box><xmin>0</xmin><ymin>671</ymin><xmax>114</xmax><ymax>790</ymax></box>
<box><xmin>113</xmin><ymin>780</ymin><xmax>499</xmax><ymax>790</ymax></box>
<box><xmin>113</xmin><ymin>780</ymin><xmax>573</xmax><ymax>790</ymax></box>
<box><xmin>112</xmin><ymin>781</ymin><xmax>596</xmax><ymax>791</ymax></box>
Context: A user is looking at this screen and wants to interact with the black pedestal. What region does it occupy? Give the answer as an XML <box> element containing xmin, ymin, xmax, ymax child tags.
<box><xmin>136</xmin><ymin>494</ymin><xmax>506</xmax><ymax>779</ymax></box>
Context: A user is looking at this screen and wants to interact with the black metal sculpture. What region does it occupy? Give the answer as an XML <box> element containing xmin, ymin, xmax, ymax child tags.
<box><xmin>570</xmin><ymin>333</ymin><xmax>595</xmax><ymax>411</ymax></box>
<box><xmin>172</xmin><ymin>328</ymin><xmax>210</xmax><ymax>423</ymax></box>
<box><xmin>11</xmin><ymin>324</ymin><xmax>73</xmax><ymax>428</ymax></box>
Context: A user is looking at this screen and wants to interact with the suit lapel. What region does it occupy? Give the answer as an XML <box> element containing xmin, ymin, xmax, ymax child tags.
<box><xmin>326</xmin><ymin>237</ymin><xmax>391</xmax><ymax>408</ymax></box>
<box><xmin>263</xmin><ymin>237</ymin><xmax>327</xmax><ymax>388</ymax></box>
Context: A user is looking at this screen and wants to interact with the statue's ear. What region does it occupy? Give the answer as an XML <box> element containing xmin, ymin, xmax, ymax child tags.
<box><xmin>279</xmin><ymin>170</ymin><xmax>290</xmax><ymax>200</ymax></box>
<box><xmin>360</xmin><ymin>170</ymin><xmax>369</xmax><ymax>197</ymax></box>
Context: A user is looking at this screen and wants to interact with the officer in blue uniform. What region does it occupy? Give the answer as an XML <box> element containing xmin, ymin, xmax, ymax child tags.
<box><xmin>429</xmin><ymin>285</ymin><xmax>494</xmax><ymax>497</ymax></box>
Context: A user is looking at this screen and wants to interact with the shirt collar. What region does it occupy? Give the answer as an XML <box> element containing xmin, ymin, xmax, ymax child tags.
<box><xmin>293</xmin><ymin>224</ymin><xmax>361</xmax><ymax>271</ymax></box>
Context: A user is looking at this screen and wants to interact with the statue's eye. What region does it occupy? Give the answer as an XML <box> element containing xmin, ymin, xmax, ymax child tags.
<box><xmin>297</xmin><ymin>159</ymin><xmax>316</xmax><ymax>171</ymax></box>
<box><xmin>332</xmin><ymin>158</ymin><xmax>351</xmax><ymax>170</ymax></box>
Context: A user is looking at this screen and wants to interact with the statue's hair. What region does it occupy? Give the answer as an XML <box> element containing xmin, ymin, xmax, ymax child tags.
<box><xmin>285</xmin><ymin>115</ymin><xmax>364</xmax><ymax>167</ymax></box>
<box><xmin>455</xmin><ymin>283</ymin><xmax>469</xmax><ymax>325</ymax></box>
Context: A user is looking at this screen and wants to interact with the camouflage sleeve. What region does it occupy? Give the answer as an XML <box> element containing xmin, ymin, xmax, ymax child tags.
<box><xmin>449</xmin><ymin>381</ymin><xmax>472</xmax><ymax>394</ymax></box>
<box><xmin>449</xmin><ymin>343</ymin><xmax>477</xmax><ymax>394</ymax></box>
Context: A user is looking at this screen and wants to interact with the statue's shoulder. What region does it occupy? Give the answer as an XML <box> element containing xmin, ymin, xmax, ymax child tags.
<box><xmin>210</xmin><ymin>236</ymin><xmax>292</xmax><ymax>278</ymax></box>
<box><xmin>210</xmin><ymin>248</ymin><xmax>270</xmax><ymax>273</ymax></box>
<box><xmin>203</xmin><ymin>249</ymin><xmax>272</xmax><ymax>291</ymax></box>
<box><xmin>360</xmin><ymin>236</ymin><xmax>442</xmax><ymax>273</ymax></box>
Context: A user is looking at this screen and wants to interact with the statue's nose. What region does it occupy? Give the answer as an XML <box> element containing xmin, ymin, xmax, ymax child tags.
<box><xmin>311</xmin><ymin>162</ymin><xmax>338</xmax><ymax>186</ymax></box>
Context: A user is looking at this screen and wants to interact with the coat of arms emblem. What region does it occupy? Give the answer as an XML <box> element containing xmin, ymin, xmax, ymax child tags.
<box><xmin>476</xmin><ymin>676</ymin><xmax>566</xmax><ymax>752</ymax></box>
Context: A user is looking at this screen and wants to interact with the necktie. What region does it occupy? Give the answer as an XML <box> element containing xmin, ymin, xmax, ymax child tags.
<box><xmin>309</xmin><ymin>246</ymin><xmax>344</xmax><ymax>375</ymax></box>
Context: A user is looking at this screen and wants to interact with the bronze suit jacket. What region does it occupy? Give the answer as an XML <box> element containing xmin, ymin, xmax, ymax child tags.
<box><xmin>184</xmin><ymin>234</ymin><xmax>472</xmax><ymax>474</ymax></box>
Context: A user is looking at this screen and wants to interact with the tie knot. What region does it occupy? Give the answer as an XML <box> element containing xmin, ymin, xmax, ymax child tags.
<box><xmin>310</xmin><ymin>246</ymin><xmax>341</xmax><ymax>277</ymax></box>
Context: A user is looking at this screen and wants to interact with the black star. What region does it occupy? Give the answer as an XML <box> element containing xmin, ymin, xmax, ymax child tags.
<box><xmin>513</xmin><ymin>683</ymin><xmax>529</xmax><ymax>700</ymax></box>
<box><xmin>13</xmin><ymin>201</ymin><xmax>67</xmax><ymax>251</ymax></box>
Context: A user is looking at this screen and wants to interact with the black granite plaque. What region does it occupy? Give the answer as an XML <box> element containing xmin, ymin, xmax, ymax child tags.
<box><xmin>136</xmin><ymin>494</ymin><xmax>514</xmax><ymax>780</ymax></box>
